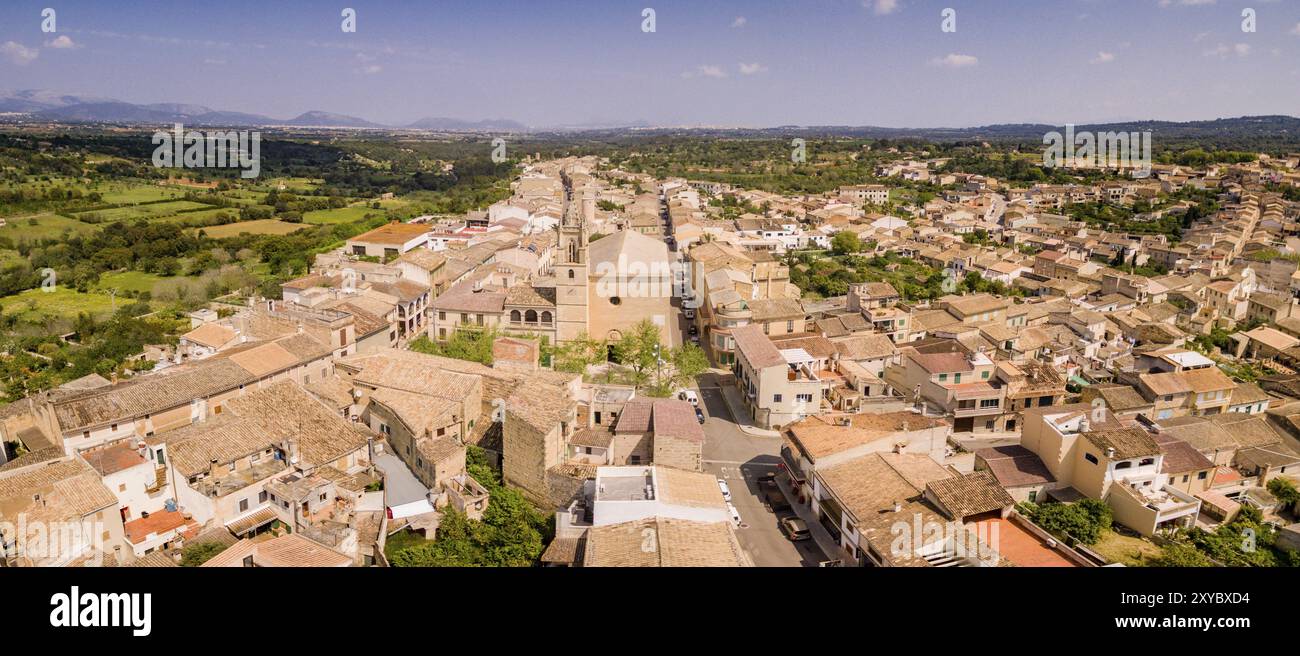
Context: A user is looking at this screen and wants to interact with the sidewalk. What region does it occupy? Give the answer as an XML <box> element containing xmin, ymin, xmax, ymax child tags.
<box><xmin>775</xmin><ymin>473</ymin><xmax>842</xmax><ymax>563</ymax></box>
<box><xmin>716</xmin><ymin>382</ymin><xmax>781</xmax><ymax>438</ymax></box>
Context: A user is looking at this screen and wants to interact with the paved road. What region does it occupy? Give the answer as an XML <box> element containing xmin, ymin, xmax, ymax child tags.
<box><xmin>373</xmin><ymin>451</ymin><xmax>429</xmax><ymax>506</ymax></box>
<box><xmin>696</xmin><ymin>385</ymin><xmax>828</xmax><ymax>567</ymax></box>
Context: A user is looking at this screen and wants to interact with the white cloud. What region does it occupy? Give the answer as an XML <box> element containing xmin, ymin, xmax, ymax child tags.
<box><xmin>865</xmin><ymin>0</ymin><xmax>900</xmax><ymax>16</ymax></box>
<box><xmin>1091</xmin><ymin>51</ymin><xmax>1116</xmax><ymax>64</ymax></box>
<box><xmin>44</xmin><ymin>35</ymin><xmax>78</xmax><ymax>49</ymax></box>
<box><xmin>731</xmin><ymin>16</ymin><xmax>747</xmax><ymax>28</ymax></box>
<box><xmin>739</xmin><ymin>62</ymin><xmax>768</xmax><ymax>75</ymax></box>
<box><xmin>682</xmin><ymin>65</ymin><xmax>727</xmax><ymax>79</ymax></box>
<box><xmin>1158</xmin><ymin>0</ymin><xmax>1217</xmax><ymax>7</ymax></box>
<box><xmin>1202</xmin><ymin>42</ymin><xmax>1250</xmax><ymax>57</ymax></box>
<box><xmin>1</xmin><ymin>41</ymin><xmax>39</xmax><ymax>65</ymax></box>
<box><xmin>930</xmin><ymin>53</ymin><xmax>978</xmax><ymax>68</ymax></box>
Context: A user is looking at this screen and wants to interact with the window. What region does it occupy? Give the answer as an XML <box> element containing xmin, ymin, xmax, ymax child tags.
<box><xmin>238</xmin><ymin>499</ymin><xmax>249</xmax><ymax>513</ymax></box>
<box><xmin>1198</xmin><ymin>471</ymin><xmax>1208</xmax><ymax>480</ymax></box>
<box><xmin>320</xmin><ymin>493</ymin><xmax>327</xmax><ymax>502</ymax></box>
<box><xmin>542</xmin><ymin>311</ymin><xmax>553</xmax><ymax>324</ymax></box>
<box><xmin>1139</xmin><ymin>458</ymin><xmax>1155</xmax><ymax>467</ymax></box>
<box><xmin>953</xmin><ymin>373</ymin><xmax>962</xmax><ymax>384</ymax></box>
<box><xmin>259</xmin><ymin>491</ymin><xmax>268</xmax><ymax>503</ymax></box>
<box><xmin>228</xmin><ymin>462</ymin><xmax>236</xmax><ymax>472</ymax></box>
<box><xmin>939</xmin><ymin>373</ymin><xmax>948</xmax><ymax>382</ymax></box>
<box><xmin>796</xmin><ymin>394</ymin><xmax>814</xmax><ymax>403</ymax></box>
<box><xmin>1115</xmin><ymin>461</ymin><xmax>1132</xmax><ymax>470</ymax></box>
<box><xmin>525</xmin><ymin>309</ymin><xmax>538</xmax><ymax>323</ymax></box>
<box><xmin>773</xmin><ymin>394</ymin><xmax>783</xmax><ymax>403</ymax></box>
<box><xmin>786</xmin><ymin>320</ymin><xmax>794</xmax><ymax>332</ymax></box>
<box><xmin>1085</xmin><ymin>452</ymin><xmax>1099</xmax><ymax>465</ymax></box>
<box><xmin>568</xmin><ymin>269</ymin><xmax>575</xmax><ymax>279</ymax></box>
<box><xmin>511</xmin><ymin>310</ymin><xmax>522</xmax><ymax>323</ymax></box>
<box><xmin>439</xmin><ymin>311</ymin><xmax>446</xmax><ymax>320</ymax></box>
<box><xmin>981</xmin><ymin>371</ymin><xmax>989</xmax><ymax>380</ymax></box>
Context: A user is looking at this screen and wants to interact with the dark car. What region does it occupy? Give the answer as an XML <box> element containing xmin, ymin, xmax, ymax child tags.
<box><xmin>780</xmin><ymin>517</ymin><xmax>811</xmax><ymax>541</ymax></box>
<box><xmin>688</xmin><ymin>324</ymin><xmax>698</xmax><ymax>336</ymax></box>
<box><xmin>764</xmin><ymin>487</ymin><xmax>790</xmax><ymax>512</ymax></box>
<box><xmin>694</xmin><ymin>407</ymin><xmax>706</xmax><ymax>424</ymax></box>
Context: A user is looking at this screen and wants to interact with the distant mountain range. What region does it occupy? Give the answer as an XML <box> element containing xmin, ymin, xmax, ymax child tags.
<box><xmin>0</xmin><ymin>89</ymin><xmax>526</xmax><ymax>132</ymax></box>
<box><xmin>1</xmin><ymin>89</ymin><xmax>1298</xmax><ymax>144</ymax></box>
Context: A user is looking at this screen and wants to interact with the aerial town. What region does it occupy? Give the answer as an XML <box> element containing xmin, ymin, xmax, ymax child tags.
<box><xmin>5</xmin><ymin>146</ymin><xmax>1300</xmax><ymax>569</ymax></box>
<box><xmin>1</xmin><ymin>3</ymin><xmax>1299</xmax><ymax>581</ymax></box>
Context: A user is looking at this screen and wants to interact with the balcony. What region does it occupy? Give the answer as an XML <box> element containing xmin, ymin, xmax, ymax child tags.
<box><xmin>952</xmin><ymin>403</ymin><xmax>1002</xmax><ymax>418</ymax></box>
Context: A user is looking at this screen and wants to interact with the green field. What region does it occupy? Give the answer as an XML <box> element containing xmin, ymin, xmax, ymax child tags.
<box><xmin>91</xmin><ymin>183</ymin><xmax>188</xmax><ymax>204</ymax></box>
<box><xmin>95</xmin><ymin>271</ymin><xmax>173</xmax><ymax>294</ymax></box>
<box><xmin>197</xmin><ymin>219</ymin><xmax>309</xmax><ymax>239</ymax></box>
<box><xmin>0</xmin><ymin>213</ymin><xmax>98</xmax><ymax>241</ymax></box>
<box><xmin>303</xmin><ymin>198</ymin><xmax>411</xmax><ymax>225</ymax></box>
<box><xmin>74</xmin><ymin>200</ymin><xmax>211</xmax><ymax>223</ymax></box>
<box><xmin>0</xmin><ymin>287</ymin><xmax>123</xmax><ymax>323</ymax></box>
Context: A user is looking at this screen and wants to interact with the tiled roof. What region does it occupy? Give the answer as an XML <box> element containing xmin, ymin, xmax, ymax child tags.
<box><xmin>1083</xmin><ymin>427</ymin><xmax>1161</xmax><ymax>460</ymax></box>
<box><xmin>583</xmin><ymin>517</ymin><xmax>749</xmax><ymax>567</ymax></box>
<box><xmin>925</xmin><ymin>471</ymin><xmax>1014</xmax><ymax>520</ymax></box>
<box><xmin>732</xmin><ymin>324</ymin><xmax>785</xmax><ymax>369</ymax></box>
<box><xmin>166</xmin><ymin>382</ymin><xmax>369</xmax><ymax>477</ymax></box>
<box><xmin>974</xmin><ymin>445</ymin><xmax>1056</xmax><ymax>488</ymax></box>
<box><xmin>651</xmin><ymin>399</ymin><xmax>704</xmax><ymax>443</ymax></box>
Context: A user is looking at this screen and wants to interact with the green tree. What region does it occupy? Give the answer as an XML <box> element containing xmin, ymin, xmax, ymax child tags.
<box><xmin>551</xmin><ymin>331</ymin><xmax>607</xmax><ymax>374</ymax></box>
<box><xmin>180</xmin><ymin>541</ymin><xmax>229</xmax><ymax>567</ymax></box>
<box><xmin>613</xmin><ymin>319</ymin><xmax>664</xmax><ymax>387</ymax></box>
<box><xmin>1267</xmin><ymin>477</ymin><xmax>1300</xmax><ymax>509</ymax></box>
<box><xmin>668</xmin><ymin>343</ymin><xmax>709</xmax><ymax>389</ymax></box>
<box><xmin>831</xmin><ymin>231</ymin><xmax>862</xmax><ymax>256</ymax></box>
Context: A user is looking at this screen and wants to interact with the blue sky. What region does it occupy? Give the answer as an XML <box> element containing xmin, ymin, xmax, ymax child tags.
<box><xmin>1</xmin><ymin>0</ymin><xmax>1298</xmax><ymax>128</ymax></box>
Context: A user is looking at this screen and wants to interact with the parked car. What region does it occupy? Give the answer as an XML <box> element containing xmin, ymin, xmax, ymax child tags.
<box><xmin>683</xmin><ymin>308</ymin><xmax>696</xmax><ymax>320</ymax></box>
<box><xmin>694</xmin><ymin>407</ymin><xmax>706</xmax><ymax>424</ymax></box>
<box><xmin>717</xmin><ymin>478</ymin><xmax>732</xmax><ymax>502</ymax></box>
<box><xmin>688</xmin><ymin>324</ymin><xmax>698</xmax><ymax>336</ymax></box>
<box><xmin>780</xmin><ymin>517</ymin><xmax>811</xmax><ymax>541</ymax></box>
<box><xmin>727</xmin><ymin>503</ymin><xmax>742</xmax><ymax>527</ymax></box>
<box><xmin>690</xmin><ymin>334</ymin><xmax>700</xmax><ymax>346</ymax></box>
<box><xmin>764</xmin><ymin>487</ymin><xmax>790</xmax><ymax>512</ymax></box>
<box><xmin>757</xmin><ymin>470</ymin><xmax>778</xmax><ymax>486</ymax></box>
<box><xmin>677</xmin><ymin>390</ymin><xmax>699</xmax><ymax>406</ymax></box>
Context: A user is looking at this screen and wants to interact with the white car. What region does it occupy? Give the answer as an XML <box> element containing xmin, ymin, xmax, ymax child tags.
<box><xmin>727</xmin><ymin>502</ymin><xmax>742</xmax><ymax>527</ymax></box>
<box><xmin>678</xmin><ymin>390</ymin><xmax>700</xmax><ymax>406</ymax></box>
<box><xmin>717</xmin><ymin>478</ymin><xmax>732</xmax><ymax>503</ymax></box>
<box><xmin>683</xmin><ymin>308</ymin><xmax>696</xmax><ymax>320</ymax></box>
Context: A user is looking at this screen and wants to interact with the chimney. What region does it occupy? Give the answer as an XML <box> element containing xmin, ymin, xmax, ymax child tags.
<box><xmin>208</xmin><ymin>458</ymin><xmax>220</xmax><ymax>478</ymax></box>
<box><xmin>1105</xmin><ymin>446</ymin><xmax>1116</xmax><ymax>459</ymax></box>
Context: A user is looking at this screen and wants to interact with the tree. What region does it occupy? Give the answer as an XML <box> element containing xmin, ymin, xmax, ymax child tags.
<box><xmin>831</xmin><ymin>231</ymin><xmax>862</xmax><ymax>256</ymax></box>
<box><xmin>1150</xmin><ymin>541</ymin><xmax>1214</xmax><ymax>567</ymax></box>
<box><xmin>551</xmin><ymin>331</ymin><xmax>607</xmax><ymax>374</ymax></box>
<box><xmin>613</xmin><ymin>319</ymin><xmax>664</xmax><ymax>387</ymax></box>
<box><xmin>180</xmin><ymin>541</ymin><xmax>228</xmax><ymax>567</ymax></box>
<box><xmin>668</xmin><ymin>343</ymin><xmax>709</xmax><ymax>389</ymax></box>
<box><xmin>1025</xmin><ymin>499</ymin><xmax>1112</xmax><ymax>545</ymax></box>
<box><xmin>1267</xmin><ymin>477</ymin><xmax>1300</xmax><ymax>509</ymax></box>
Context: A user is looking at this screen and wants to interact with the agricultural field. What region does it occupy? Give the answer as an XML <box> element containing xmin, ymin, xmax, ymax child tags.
<box><xmin>90</xmin><ymin>182</ymin><xmax>188</xmax><ymax>204</ymax></box>
<box><xmin>0</xmin><ymin>287</ymin><xmax>123</xmax><ymax>323</ymax></box>
<box><xmin>303</xmin><ymin>198</ymin><xmax>413</xmax><ymax>225</ymax></box>
<box><xmin>0</xmin><ymin>213</ymin><xmax>98</xmax><ymax>241</ymax></box>
<box><xmin>94</xmin><ymin>271</ymin><xmax>174</xmax><ymax>294</ymax></box>
<box><xmin>73</xmin><ymin>200</ymin><xmax>211</xmax><ymax>223</ymax></box>
<box><xmin>196</xmin><ymin>219</ymin><xmax>308</xmax><ymax>239</ymax></box>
